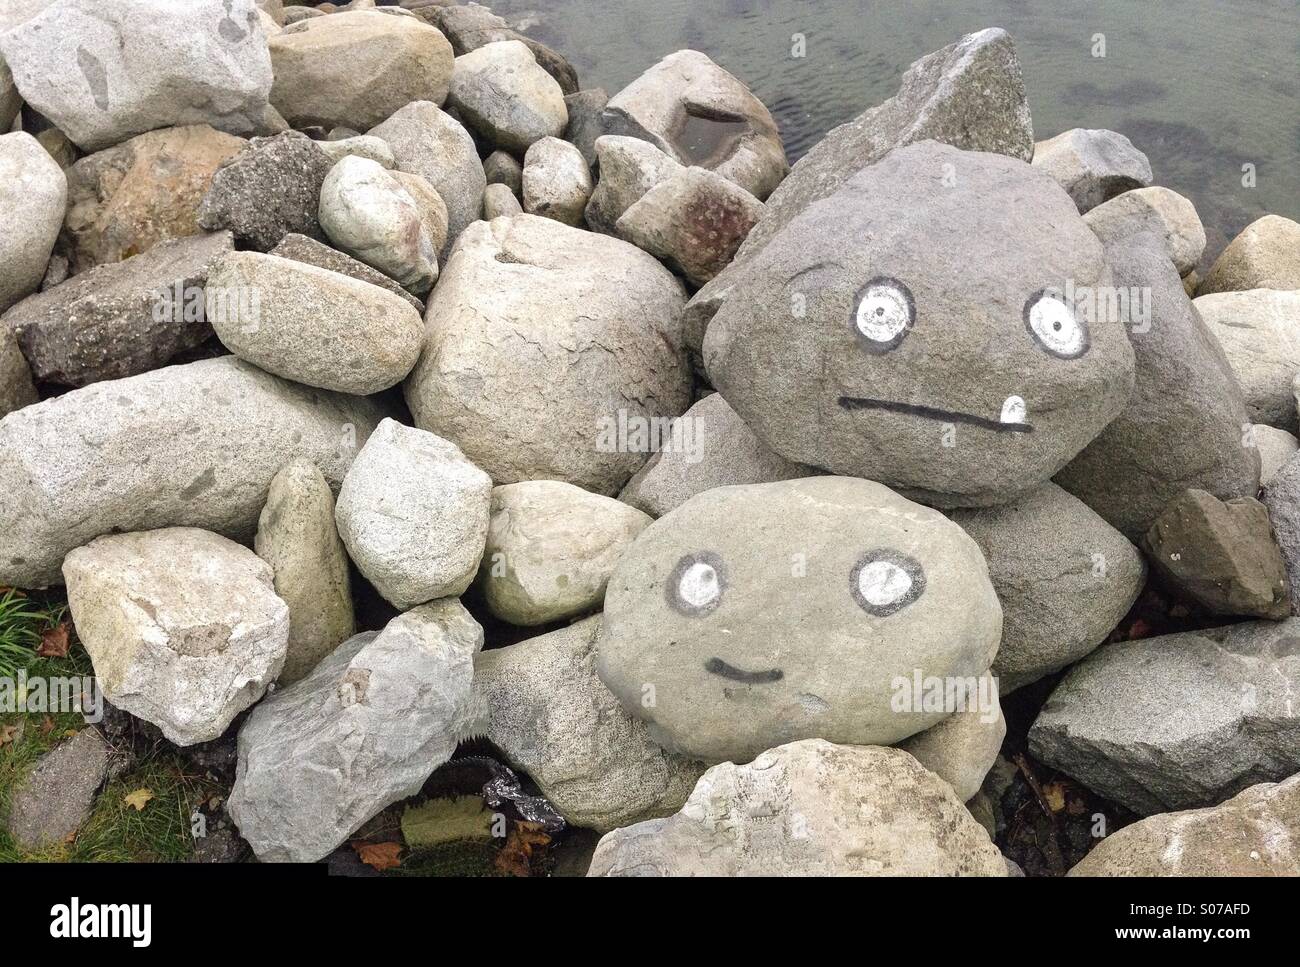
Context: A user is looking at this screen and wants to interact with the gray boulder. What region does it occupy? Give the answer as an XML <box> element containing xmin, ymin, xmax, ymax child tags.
<box><xmin>1198</xmin><ymin>214</ymin><xmax>1300</xmax><ymax>295</ymax></box>
<box><xmin>0</xmin><ymin>355</ymin><xmax>385</xmax><ymax>588</ymax></box>
<box><xmin>1196</xmin><ymin>289</ymin><xmax>1300</xmax><ymax>432</ymax></box>
<box><xmin>5</xmin><ymin>729</ymin><xmax>114</xmax><ymax>850</ymax></box>
<box><xmin>482</xmin><ymin>182</ymin><xmax>522</xmax><ymax>218</ymax></box>
<box><xmin>425</xmin><ymin>1</ymin><xmax>579</xmax><ymax>95</ymax></box>
<box><xmin>63</xmin><ymin>527</ymin><xmax>289</xmax><ymax>746</ymax></box>
<box><xmin>477</xmin><ymin>480</ymin><xmax>651</xmax><ymax>626</ymax></box>
<box><xmin>1083</xmin><ymin>186</ymin><xmax>1205</xmax><ymax>275</ymax></box>
<box><xmin>1029</xmin><ymin>620</ymin><xmax>1300</xmax><ymax>814</ymax></box>
<box><xmin>255</xmin><ymin>460</ymin><xmax>354</xmax><ymax>686</ymax></box>
<box><xmin>597</xmin><ymin>477</ymin><xmax>1002</xmax><ymax>764</ymax></box>
<box><xmin>335</xmin><ymin>418</ymin><xmax>492</xmax><ymax>610</ymax></box>
<box><xmin>0</xmin><ymin>131</ymin><xmax>66</xmax><ymax>314</ymax></box>
<box><xmin>367</xmin><ymin>101</ymin><xmax>486</xmax><ymax>247</ymax></box>
<box><xmin>483</xmin><ymin>149</ymin><xmax>522</xmax><ymax>195</ymax></box>
<box><xmin>1255</xmin><ymin>424</ymin><xmax>1298</xmax><ymax>486</ymax></box>
<box><xmin>1055</xmin><ymin>233</ymin><xmax>1260</xmax><ymax>539</ymax></box>
<box><xmin>705</xmin><ymin>141</ymin><xmax>1134</xmax><ymax>508</ymax></box>
<box><xmin>949</xmin><ymin>483</ymin><xmax>1146</xmax><ymax>693</ymax></box>
<box><xmin>1261</xmin><ymin>454</ymin><xmax>1300</xmax><ymax>613</ymax></box>
<box><xmin>7</xmin><ymin>231</ymin><xmax>233</xmax><ymax>388</ymax></box>
<box><xmin>228</xmin><ymin>599</ymin><xmax>483</xmax><ymax>863</ymax></box>
<box><xmin>448</xmin><ymin>40</ymin><xmax>568</xmax><ymax>153</ymax></box>
<box><xmin>897</xmin><ymin>673</ymin><xmax>1005</xmax><ymax>802</ymax></box>
<box><xmin>197</xmin><ymin>131</ymin><xmax>334</xmax><ymax>251</ymax></box>
<box><xmin>0</xmin><ymin>0</ymin><xmax>276</xmax><ymax>151</ymax></box>
<box><xmin>0</xmin><ymin>327</ymin><xmax>38</xmax><ymax>419</ymax></box>
<box><xmin>268</xmin><ymin>10</ymin><xmax>453</xmax><ymax>131</ymax></box>
<box><xmin>314</xmin><ymin>134</ymin><xmax>396</xmax><ymax>169</ymax></box>
<box><xmin>473</xmin><ymin>617</ymin><xmax>706</xmax><ymax>832</ymax></box>
<box><xmin>588</xmin><ymin>740</ymin><xmax>1007</xmax><ymax>876</ymax></box>
<box><xmin>269</xmin><ymin>232</ymin><xmax>423</xmax><ymax>312</ymax></box>
<box><xmin>404</xmin><ymin>214</ymin><xmax>690</xmax><ymax>495</ymax></box>
<box><xmin>585</xmin><ymin>135</ymin><xmax>684</xmax><ymax>235</ymax></box>
<box><xmin>521</xmin><ymin>137</ymin><xmax>592</xmax><ymax>226</ymax></box>
<box><xmin>618</xmin><ymin>393</ymin><xmax>814</xmax><ymax>518</ymax></box>
<box><xmin>1031</xmin><ymin>128</ymin><xmax>1153</xmax><ymax>212</ymax></box>
<box><xmin>602</xmin><ymin>49</ymin><xmax>787</xmax><ymax>202</ymax></box>
<box><xmin>207</xmin><ymin>251</ymin><xmax>423</xmax><ymax>394</ymax></box>
<box><xmin>563</xmin><ymin>88</ymin><xmax>609</xmax><ymax>168</ymax></box>
<box><xmin>1068</xmin><ymin>775</ymin><xmax>1300</xmax><ymax>876</ymax></box>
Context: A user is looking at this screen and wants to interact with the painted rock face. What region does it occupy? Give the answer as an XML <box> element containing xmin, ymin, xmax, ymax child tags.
<box><xmin>703</xmin><ymin>140</ymin><xmax>1136</xmax><ymax>507</ymax></box>
<box><xmin>596</xmin><ymin>476</ymin><xmax>1003</xmax><ymax>764</ymax></box>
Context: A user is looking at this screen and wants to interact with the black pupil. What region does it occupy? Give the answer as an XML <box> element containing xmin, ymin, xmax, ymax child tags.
<box><xmin>875</xmin><ymin>307</ymin><xmax>885</xmax><ymax>316</ymax></box>
<box><xmin>1052</xmin><ymin>321</ymin><xmax>1061</xmax><ymax>331</ymax></box>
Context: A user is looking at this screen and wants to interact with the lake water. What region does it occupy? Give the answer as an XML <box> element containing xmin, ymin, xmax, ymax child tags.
<box><xmin>496</xmin><ymin>0</ymin><xmax>1299</xmax><ymax>265</ymax></box>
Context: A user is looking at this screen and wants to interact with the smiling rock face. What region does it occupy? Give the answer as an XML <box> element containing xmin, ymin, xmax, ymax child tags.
<box><xmin>596</xmin><ymin>476</ymin><xmax>1003</xmax><ymax>764</ymax></box>
<box><xmin>703</xmin><ymin>140</ymin><xmax>1136</xmax><ymax>507</ymax></box>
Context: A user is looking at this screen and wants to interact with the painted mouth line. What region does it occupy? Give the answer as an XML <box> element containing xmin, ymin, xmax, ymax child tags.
<box><xmin>704</xmin><ymin>658</ymin><xmax>784</xmax><ymax>684</ymax></box>
<box><xmin>837</xmin><ymin>397</ymin><xmax>1034</xmax><ymax>433</ymax></box>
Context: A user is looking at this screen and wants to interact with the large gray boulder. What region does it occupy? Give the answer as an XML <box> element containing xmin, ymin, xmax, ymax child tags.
<box><xmin>206</xmin><ymin>251</ymin><xmax>423</xmax><ymax>394</ymax></box>
<box><xmin>228</xmin><ymin>599</ymin><xmax>483</xmax><ymax>863</ymax></box>
<box><xmin>254</xmin><ymin>460</ymin><xmax>354</xmax><ymax>686</ymax></box>
<box><xmin>1196</xmin><ymin>289</ymin><xmax>1300</xmax><ymax>432</ymax></box>
<box><xmin>447</xmin><ymin>40</ymin><xmax>568</xmax><ymax>154</ymax></box>
<box><xmin>404</xmin><ymin>214</ymin><xmax>690</xmax><ymax>495</ymax></box>
<box><xmin>1068</xmin><ymin>775</ymin><xmax>1300</xmax><ymax>876</ymax></box>
<box><xmin>367</xmin><ymin>101</ymin><xmax>485</xmax><ymax>248</ymax></box>
<box><xmin>1198</xmin><ymin>215</ymin><xmax>1300</xmax><ymax>295</ymax></box>
<box><xmin>0</xmin><ymin>355</ymin><xmax>385</xmax><ymax>588</ymax></box>
<box><xmin>477</xmin><ymin>481</ymin><xmax>650</xmax><ymax>626</ymax></box>
<box><xmin>0</xmin><ymin>132</ymin><xmax>66</xmax><ymax>314</ymax></box>
<box><xmin>588</xmin><ymin>740</ymin><xmax>1007</xmax><ymax>876</ymax></box>
<box><xmin>1029</xmin><ymin>620</ymin><xmax>1300</xmax><ymax>815</ymax></box>
<box><xmin>1055</xmin><ymin>233</ymin><xmax>1260</xmax><ymax>539</ymax></box>
<box><xmin>63</xmin><ymin>527</ymin><xmax>289</xmax><ymax>746</ymax></box>
<box><xmin>268</xmin><ymin>10</ymin><xmax>453</xmax><ymax>131</ymax></box>
<box><xmin>1031</xmin><ymin>128</ymin><xmax>1153</xmax><ymax>212</ymax></box>
<box><xmin>618</xmin><ymin>393</ymin><xmax>814</xmax><ymax>518</ymax></box>
<box><xmin>0</xmin><ymin>0</ymin><xmax>276</xmax><ymax>152</ymax></box>
<box><xmin>949</xmin><ymin>483</ymin><xmax>1145</xmax><ymax>692</ymax></box>
<box><xmin>335</xmin><ymin>418</ymin><xmax>492</xmax><ymax>610</ymax></box>
<box><xmin>598</xmin><ymin>477</ymin><xmax>1002</xmax><ymax>764</ymax></box>
<box><xmin>1082</xmin><ymin>186</ymin><xmax>1206</xmax><ymax>275</ymax></box>
<box><xmin>602</xmin><ymin>49</ymin><xmax>788</xmax><ymax>202</ymax></box>
<box><xmin>7</xmin><ymin>231</ymin><xmax>233</xmax><ymax>388</ymax></box>
<box><xmin>705</xmin><ymin>141</ymin><xmax>1134</xmax><ymax>508</ymax></box>
<box><xmin>473</xmin><ymin>617</ymin><xmax>706</xmax><ymax>832</ymax></box>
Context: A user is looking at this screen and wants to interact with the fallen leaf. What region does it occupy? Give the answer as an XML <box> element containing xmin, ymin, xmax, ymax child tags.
<box><xmin>493</xmin><ymin>821</ymin><xmax>551</xmax><ymax>877</ymax></box>
<box><xmin>0</xmin><ymin>723</ymin><xmax>17</xmax><ymax>748</ymax></box>
<box><xmin>353</xmin><ymin>840</ymin><xmax>402</xmax><ymax>871</ymax></box>
<box><xmin>38</xmin><ymin>715</ymin><xmax>54</xmax><ymax>736</ymax></box>
<box><xmin>123</xmin><ymin>788</ymin><xmax>154</xmax><ymax>811</ymax></box>
<box><xmin>1042</xmin><ymin>781</ymin><xmax>1068</xmax><ymax>813</ymax></box>
<box><xmin>36</xmin><ymin>622</ymin><xmax>70</xmax><ymax>658</ymax></box>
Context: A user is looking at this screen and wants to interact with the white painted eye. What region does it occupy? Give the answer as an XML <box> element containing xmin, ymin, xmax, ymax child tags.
<box><xmin>667</xmin><ymin>552</ymin><xmax>726</xmax><ymax>616</ymax></box>
<box><xmin>852</xmin><ymin>277</ymin><xmax>914</xmax><ymax>351</ymax></box>
<box><xmin>1025</xmin><ymin>290</ymin><xmax>1088</xmax><ymax>359</ymax></box>
<box><xmin>851</xmin><ymin>550</ymin><xmax>925</xmax><ymax>616</ymax></box>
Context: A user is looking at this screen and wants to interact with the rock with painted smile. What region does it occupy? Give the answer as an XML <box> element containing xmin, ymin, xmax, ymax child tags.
<box><xmin>596</xmin><ymin>476</ymin><xmax>1003</xmax><ymax>764</ymax></box>
<box><xmin>702</xmin><ymin>140</ymin><xmax>1136</xmax><ymax>507</ymax></box>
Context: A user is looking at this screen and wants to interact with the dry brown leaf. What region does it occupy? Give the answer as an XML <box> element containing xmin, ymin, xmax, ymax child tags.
<box><xmin>353</xmin><ymin>840</ymin><xmax>403</xmax><ymax>871</ymax></box>
<box><xmin>0</xmin><ymin>723</ymin><xmax>17</xmax><ymax>748</ymax></box>
<box><xmin>493</xmin><ymin>821</ymin><xmax>551</xmax><ymax>877</ymax></box>
<box><xmin>123</xmin><ymin>788</ymin><xmax>154</xmax><ymax>811</ymax></box>
<box><xmin>38</xmin><ymin>715</ymin><xmax>55</xmax><ymax>736</ymax></box>
<box><xmin>1042</xmin><ymin>781</ymin><xmax>1068</xmax><ymax>813</ymax></box>
<box><xmin>36</xmin><ymin>622</ymin><xmax>70</xmax><ymax>658</ymax></box>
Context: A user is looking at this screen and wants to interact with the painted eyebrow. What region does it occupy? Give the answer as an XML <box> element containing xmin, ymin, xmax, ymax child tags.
<box><xmin>704</xmin><ymin>658</ymin><xmax>784</xmax><ymax>683</ymax></box>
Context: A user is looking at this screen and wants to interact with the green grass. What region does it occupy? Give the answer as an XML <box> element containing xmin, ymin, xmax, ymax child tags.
<box><xmin>0</xmin><ymin>587</ymin><xmax>67</xmax><ymax>679</ymax></box>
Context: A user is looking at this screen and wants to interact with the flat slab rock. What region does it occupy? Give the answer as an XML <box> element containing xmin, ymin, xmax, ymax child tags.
<box><xmin>5</xmin><ymin>728</ymin><xmax>115</xmax><ymax>850</ymax></box>
<box><xmin>588</xmin><ymin>740</ymin><xmax>1007</xmax><ymax>876</ymax></box>
<box><xmin>1029</xmin><ymin>619</ymin><xmax>1300</xmax><ymax>815</ymax></box>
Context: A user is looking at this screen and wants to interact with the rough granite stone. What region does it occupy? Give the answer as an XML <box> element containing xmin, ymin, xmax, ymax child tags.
<box><xmin>1198</xmin><ymin>215</ymin><xmax>1300</xmax><ymax>295</ymax></box>
<box><xmin>448</xmin><ymin>40</ymin><xmax>568</xmax><ymax>154</ymax></box>
<box><xmin>1031</xmin><ymin>128</ymin><xmax>1153</xmax><ymax>212</ymax></box>
<box><xmin>897</xmin><ymin>674</ymin><xmax>1005</xmax><ymax>802</ymax></box>
<box><xmin>5</xmin><ymin>729</ymin><xmax>114</xmax><ymax>850</ymax></box>
<box><xmin>1196</xmin><ymin>289</ymin><xmax>1300</xmax><ymax>432</ymax></box>
<box><xmin>1255</xmin><ymin>425</ymin><xmax>1299</xmax><ymax>486</ymax></box>
<box><xmin>0</xmin><ymin>325</ymin><xmax>40</xmax><ymax>419</ymax></box>
<box><xmin>522</xmin><ymin>136</ymin><xmax>592</xmax><ymax>226</ymax></box>
<box><xmin>269</xmin><ymin>232</ymin><xmax>423</xmax><ymax>312</ymax></box>
<box><xmin>1083</xmin><ymin>186</ymin><xmax>1205</xmax><ymax>275</ymax></box>
<box><xmin>0</xmin><ymin>131</ymin><xmax>66</xmax><ymax>314</ymax></box>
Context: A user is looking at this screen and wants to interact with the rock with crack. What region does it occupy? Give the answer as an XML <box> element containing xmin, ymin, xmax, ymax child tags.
<box><xmin>521</xmin><ymin>137</ymin><xmax>591</xmax><ymax>227</ymax></box>
<box><xmin>62</xmin><ymin>125</ymin><xmax>247</xmax><ymax>274</ymax></box>
<box><xmin>63</xmin><ymin>527</ymin><xmax>290</xmax><ymax>746</ymax></box>
<box><xmin>268</xmin><ymin>10</ymin><xmax>453</xmax><ymax>131</ymax></box>
<box><xmin>1068</xmin><ymin>774</ymin><xmax>1300</xmax><ymax>876</ymax></box>
<box><xmin>1029</xmin><ymin>619</ymin><xmax>1300</xmax><ymax>815</ymax></box>
<box><xmin>1031</xmin><ymin>128</ymin><xmax>1153</xmax><ymax>212</ymax></box>
<box><xmin>7</xmin><ymin>232</ymin><xmax>234</xmax><ymax>389</ymax></box>
<box><xmin>473</xmin><ymin>616</ymin><xmax>706</xmax><ymax>832</ymax></box>
<box><xmin>948</xmin><ymin>483</ymin><xmax>1146</xmax><ymax>692</ymax></box>
<box><xmin>587</xmin><ymin>740</ymin><xmax>1008</xmax><ymax>876</ymax></box>
<box><xmin>255</xmin><ymin>460</ymin><xmax>354</xmax><ymax>686</ymax></box>
<box><xmin>197</xmin><ymin>131</ymin><xmax>335</xmax><ymax>252</ymax></box>
<box><xmin>618</xmin><ymin>393</ymin><xmax>815</xmax><ymax>518</ymax></box>
<box><xmin>1198</xmin><ymin>215</ymin><xmax>1300</xmax><ymax>295</ymax></box>
<box><xmin>0</xmin><ymin>355</ymin><xmax>385</xmax><ymax>589</ymax></box>
<box><xmin>447</xmin><ymin>40</ymin><xmax>568</xmax><ymax>154</ymax></box>
<box><xmin>1056</xmin><ymin>232</ymin><xmax>1259</xmax><ymax>539</ymax></box>
<box><xmin>1142</xmin><ymin>489</ymin><xmax>1290</xmax><ymax>618</ymax></box>
<box><xmin>0</xmin><ymin>131</ymin><xmax>66</xmax><ymax>314</ymax></box>
<box><xmin>5</xmin><ymin>729</ymin><xmax>116</xmax><ymax>850</ymax></box>
<box><xmin>268</xmin><ymin>232</ymin><xmax>423</xmax><ymax>312</ymax></box>
<box><xmin>584</xmin><ymin>135</ymin><xmax>685</xmax><ymax>235</ymax></box>
<box><xmin>227</xmin><ymin>599</ymin><xmax>483</xmax><ymax>862</ymax></box>
<box><xmin>598</xmin><ymin>477</ymin><xmax>1002</xmax><ymax>764</ymax></box>
<box><xmin>335</xmin><ymin>418</ymin><xmax>492</xmax><ymax>610</ymax></box>
<box><xmin>315</xmin><ymin>133</ymin><xmax>396</xmax><ymax>169</ymax></box>
<box><xmin>1195</xmin><ymin>289</ymin><xmax>1300</xmax><ymax>433</ymax></box>
<box><xmin>602</xmin><ymin>49</ymin><xmax>787</xmax><ymax>202</ymax></box>
<box><xmin>0</xmin><ymin>0</ymin><xmax>278</xmax><ymax>152</ymax></box>
<box><xmin>404</xmin><ymin>214</ymin><xmax>690</xmax><ymax>495</ymax></box>
<box><xmin>1083</xmin><ymin>186</ymin><xmax>1205</xmax><ymax>275</ymax></box>
<box><xmin>476</xmin><ymin>480</ymin><xmax>651</xmax><ymax>625</ymax></box>
<box><xmin>206</xmin><ymin>251</ymin><xmax>424</xmax><ymax>394</ymax></box>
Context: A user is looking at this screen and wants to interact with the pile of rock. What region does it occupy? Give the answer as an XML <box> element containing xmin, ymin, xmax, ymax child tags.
<box><xmin>2</xmin><ymin>0</ymin><xmax>1298</xmax><ymax>878</ymax></box>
